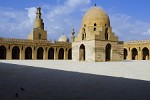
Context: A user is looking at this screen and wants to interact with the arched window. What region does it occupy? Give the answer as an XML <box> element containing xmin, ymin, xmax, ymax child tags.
<box><xmin>82</xmin><ymin>34</ymin><xmax>84</xmax><ymax>40</ymax></box>
<box><xmin>105</xmin><ymin>28</ymin><xmax>108</xmax><ymax>40</ymax></box>
<box><xmin>124</xmin><ymin>48</ymin><xmax>128</xmax><ymax>60</ymax></box>
<box><xmin>39</xmin><ymin>34</ymin><xmax>42</xmax><ymax>39</ymax></box>
<box><xmin>94</xmin><ymin>23</ymin><xmax>97</xmax><ymax>26</ymax></box>
<box><xmin>94</xmin><ymin>28</ymin><xmax>96</xmax><ymax>31</ymax></box>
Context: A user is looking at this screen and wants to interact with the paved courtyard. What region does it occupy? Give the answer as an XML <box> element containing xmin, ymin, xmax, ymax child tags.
<box><xmin>0</xmin><ymin>60</ymin><xmax>150</xmax><ymax>100</ymax></box>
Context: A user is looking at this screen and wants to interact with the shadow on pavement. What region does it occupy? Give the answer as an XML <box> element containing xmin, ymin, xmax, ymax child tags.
<box><xmin>0</xmin><ymin>62</ymin><xmax>150</xmax><ymax>100</ymax></box>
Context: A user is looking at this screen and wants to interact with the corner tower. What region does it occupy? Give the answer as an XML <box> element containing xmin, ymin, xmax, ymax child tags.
<box><xmin>28</xmin><ymin>7</ymin><xmax>47</xmax><ymax>40</ymax></box>
<box><xmin>72</xmin><ymin>5</ymin><xmax>124</xmax><ymax>62</ymax></box>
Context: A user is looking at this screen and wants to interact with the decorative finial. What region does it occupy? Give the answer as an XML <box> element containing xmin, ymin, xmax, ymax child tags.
<box><xmin>94</xmin><ymin>3</ymin><xmax>96</xmax><ymax>6</ymax></box>
<box><xmin>72</xmin><ymin>28</ymin><xmax>75</xmax><ymax>35</ymax></box>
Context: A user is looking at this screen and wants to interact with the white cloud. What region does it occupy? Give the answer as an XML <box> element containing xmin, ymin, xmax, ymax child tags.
<box><xmin>0</xmin><ymin>0</ymin><xmax>150</xmax><ymax>42</ymax></box>
<box><xmin>109</xmin><ymin>13</ymin><xmax>150</xmax><ymax>41</ymax></box>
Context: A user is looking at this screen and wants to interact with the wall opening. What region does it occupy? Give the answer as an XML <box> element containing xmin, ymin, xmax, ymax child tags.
<box><xmin>124</xmin><ymin>48</ymin><xmax>128</xmax><ymax>60</ymax></box>
<box><xmin>142</xmin><ymin>47</ymin><xmax>149</xmax><ymax>60</ymax></box>
<box><xmin>79</xmin><ymin>44</ymin><xmax>85</xmax><ymax>61</ymax></box>
<box><xmin>12</xmin><ymin>46</ymin><xmax>20</xmax><ymax>59</ymax></box>
<box><xmin>0</xmin><ymin>45</ymin><xmax>6</xmax><ymax>59</ymax></box>
<box><xmin>105</xmin><ymin>44</ymin><xmax>111</xmax><ymax>61</ymax></box>
<box><xmin>25</xmin><ymin>47</ymin><xmax>32</xmax><ymax>59</ymax></box>
<box><xmin>131</xmin><ymin>48</ymin><xmax>138</xmax><ymax>60</ymax></box>
<box><xmin>68</xmin><ymin>49</ymin><xmax>72</xmax><ymax>60</ymax></box>
<box><xmin>37</xmin><ymin>47</ymin><xmax>44</xmax><ymax>60</ymax></box>
<box><xmin>48</xmin><ymin>48</ymin><xmax>54</xmax><ymax>60</ymax></box>
<box><xmin>58</xmin><ymin>48</ymin><xmax>64</xmax><ymax>60</ymax></box>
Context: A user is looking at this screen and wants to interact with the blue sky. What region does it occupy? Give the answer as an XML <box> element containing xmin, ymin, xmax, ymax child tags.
<box><xmin>0</xmin><ymin>0</ymin><xmax>150</xmax><ymax>41</ymax></box>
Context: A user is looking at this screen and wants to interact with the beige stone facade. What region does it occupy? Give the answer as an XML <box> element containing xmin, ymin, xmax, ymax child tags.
<box><xmin>72</xmin><ymin>6</ymin><xmax>124</xmax><ymax>62</ymax></box>
<box><xmin>124</xmin><ymin>40</ymin><xmax>150</xmax><ymax>60</ymax></box>
<box><xmin>0</xmin><ymin>6</ymin><xmax>150</xmax><ymax>61</ymax></box>
<box><xmin>0</xmin><ymin>7</ymin><xmax>72</xmax><ymax>60</ymax></box>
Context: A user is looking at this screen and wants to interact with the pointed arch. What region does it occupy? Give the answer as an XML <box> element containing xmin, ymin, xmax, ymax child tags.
<box><xmin>105</xmin><ymin>44</ymin><xmax>111</xmax><ymax>61</ymax></box>
<box><xmin>58</xmin><ymin>48</ymin><xmax>64</xmax><ymax>60</ymax></box>
<box><xmin>79</xmin><ymin>44</ymin><xmax>85</xmax><ymax>61</ymax></box>
<box><xmin>48</xmin><ymin>47</ymin><xmax>54</xmax><ymax>60</ymax></box>
<box><xmin>68</xmin><ymin>49</ymin><xmax>72</xmax><ymax>60</ymax></box>
<box><xmin>37</xmin><ymin>47</ymin><xmax>44</xmax><ymax>59</ymax></box>
<box><xmin>12</xmin><ymin>46</ymin><xmax>20</xmax><ymax>59</ymax></box>
<box><xmin>0</xmin><ymin>45</ymin><xmax>6</xmax><ymax>59</ymax></box>
<box><xmin>142</xmin><ymin>47</ymin><xmax>149</xmax><ymax>60</ymax></box>
<box><xmin>131</xmin><ymin>48</ymin><xmax>138</xmax><ymax>60</ymax></box>
<box><xmin>25</xmin><ymin>47</ymin><xmax>32</xmax><ymax>59</ymax></box>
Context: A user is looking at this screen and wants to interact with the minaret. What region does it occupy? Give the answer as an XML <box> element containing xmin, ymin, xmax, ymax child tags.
<box><xmin>34</xmin><ymin>7</ymin><xmax>44</xmax><ymax>30</ymax></box>
<box><xmin>28</xmin><ymin>7</ymin><xmax>47</xmax><ymax>40</ymax></box>
<box><xmin>71</xmin><ymin>28</ymin><xmax>75</xmax><ymax>42</ymax></box>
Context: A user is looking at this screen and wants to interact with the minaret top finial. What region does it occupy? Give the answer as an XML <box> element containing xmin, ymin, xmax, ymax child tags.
<box><xmin>94</xmin><ymin>3</ymin><xmax>96</xmax><ymax>6</ymax></box>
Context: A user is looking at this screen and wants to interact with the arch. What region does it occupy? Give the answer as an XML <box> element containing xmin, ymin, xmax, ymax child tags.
<box><xmin>25</xmin><ymin>47</ymin><xmax>32</xmax><ymax>59</ymax></box>
<box><xmin>142</xmin><ymin>47</ymin><xmax>149</xmax><ymax>60</ymax></box>
<box><xmin>48</xmin><ymin>48</ymin><xmax>54</xmax><ymax>60</ymax></box>
<box><xmin>68</xmin><ymin>49</ymin><xmax>72</xmax><ymax>60</ymax></box>
<box><xmin>79</xmin><ymin>44</ymin><xmax>85</xmax><ymax>61</ymax></box>
<box><xmin>105</xmin><ymin>28</ymin><xmax>108</xmax><ymax>40</ymax></box>
<box><xmin>0</xmin><ymin>45</ymin><xmax>6</xmax><ymax>59</ymax></box>
<box><xmin>58</xmin><ymin>48</ymin><xmax>64</xmax><ymax>60</ymax></box>
<box><xmin>37</xmin><ymin>47</ymin><xmax>44</xmax><ymax>60</ymax></box>
<box><xmin>124</xmin><ymin>48</ymin><xmax>128</xmax><ymax>60</ymax></box>
<box><xmin>82</xmin><ymin>34</ymin><xmax>84</xmax><ymax>40</ymax></box>
<box><xmin>131</xmin><ymin>48</ymin><xmax>138</xmax><ymax>60</ymax></box>
<box><xmin>12</xmin><ymin>46</ymin><xmax>20</xmax><ymax>59</ymax></box>
<box><xmin>105</xmin><ymin>44</ymin><xmax>111</xmax><ymax>61</ymax></box>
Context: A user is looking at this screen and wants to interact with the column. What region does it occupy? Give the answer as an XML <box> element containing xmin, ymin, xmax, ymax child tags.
<box><xmin>54</xmin><ymin>48</ymin><xmax>58</xmax><ymax>60</ymax></box>
<box><xmin>44</xmin><ymin>47</ymin><xmax>48</xmax><ymax>60</ymax></box>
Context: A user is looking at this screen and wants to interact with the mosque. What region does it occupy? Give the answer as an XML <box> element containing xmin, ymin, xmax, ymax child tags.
<box><xmin>0</xmin><ymin>5</ymin><xmax>150</xmax><ymax>61</ymax></box>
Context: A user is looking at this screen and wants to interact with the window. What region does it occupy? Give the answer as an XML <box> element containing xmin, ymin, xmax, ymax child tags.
<box><xmin>39</xmin><ymin>34</ymin><xmax>42</xmax><ymax>39</ymax></box>
<box><xmin>94</xmin><ymin>23</ymin><xmax>97</xmax><ymax>26</ymax></box>
<box><xmin>82</xmin><ymin>34</ymin><xmax>84</xmax><ymax>40</ymax></box>
<box><xmin>94</xmin><ymin>28</ymin><xmax>96</xmax><ymax>31</ymax></box>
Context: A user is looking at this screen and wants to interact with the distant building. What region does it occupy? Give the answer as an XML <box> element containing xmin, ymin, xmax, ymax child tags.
<box><xmin>0</xmin><ymin>6</ymin><xmax>149</xmax><ymax>61</ymax></box>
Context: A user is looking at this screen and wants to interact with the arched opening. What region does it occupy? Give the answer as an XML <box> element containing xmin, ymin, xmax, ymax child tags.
<box><xmin>82</xmin><ymin>34</ymin><xmax>84</xmax><ymax>40</ymax></box>
<box><xmin>48</xmin><ymin>48</ymin><xmax>54</xmax><ymax>60</ymax></box>
<box><xmin>124</xmin><ymin>48</ymin><xmax>128</xmax><ymax>60</ymax></box>
<box><xmin>94</xmin><ymin>23</ymin><xmax>97</xmax><ymax>26</ymax></box>
<box><xmin>58</xmin><ymin>48</ymin><xmax>64</xmax><ymax>60</ymax></box>
<box><xmin>68</xmin><ymin>49</ymin><xmax>72</xmax><ymax>60</ymax></box>
<box><xmin>0</xmin><ymin>45</ymin><xmax>6</xmax><ymax>59</ymax></box>
<box><xmin>37</xmin><ymin>47</ymin><xmax>44</xmax><ymax>60</ymax></box>
<box><xmin>105</xmin><ymin>28</ymin><xmax>108</xmax><ymax>40</ymax></box>
<box><xmin>12</xmin><ymin>46</ymin><xmax>20</xmax><ymax>59</ymax></box>
<box><xmin>94</xmin><ymin>28</ymin><xmax>96</xmax><ymax>31</ymax></box>
<box><xmin>25</xmin><ymin>47</ymin><xmax>32</xmax><ymax>59</ymax></box>
<box><xmin>79</xmin><ymin>44</ymin><xmax>85</xmax><ymax>61</ymax></box>
<box><xmin>131</xmin><ymin>48</ymin><xmax>138</xmax><ymax>60</ymax></box>
<box><xmin>142</xmin><ymin>47</ymin><xmax>149</xmax><ymax>60</ymax></box>
<box><xmin>105</xmin><ymin>44</ymin><xmax>111</xmax><ymax>61</ymax></box>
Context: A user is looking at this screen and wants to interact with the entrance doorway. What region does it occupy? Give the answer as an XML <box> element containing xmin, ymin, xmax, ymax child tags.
<box><xmin>79</xmin><ymin>44</ymin><xmax>85</xmax><ymax>61</ymax></box>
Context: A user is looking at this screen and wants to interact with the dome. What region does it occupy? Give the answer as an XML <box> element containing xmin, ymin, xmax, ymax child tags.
<box><xmin>58</xmin><ymin>35</ymin><xmax>69</xmax><ymax>42</ymax></box>
<box><xmin>82</xmin><ymin>6</ymin><xmax>110</xmax><ymax>27</ymax></box>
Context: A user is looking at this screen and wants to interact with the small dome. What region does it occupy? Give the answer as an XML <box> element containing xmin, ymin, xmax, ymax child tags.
<box><xmin>82</xmin><ymin>6</ymin><xmax>110</xmax><ymax>27</ymax></box>
<box><xmin>58</xmin><ymin>35</ymin><xmax>69</xmax><ymax>42</ymax></box>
